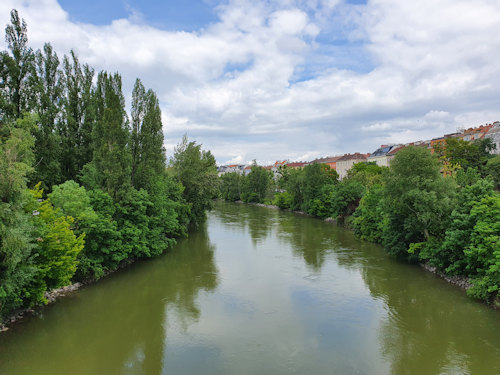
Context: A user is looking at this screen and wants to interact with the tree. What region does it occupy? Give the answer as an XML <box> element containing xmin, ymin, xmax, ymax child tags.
<box><xmin>465</xmin><ymin>194</ymin><xmax>500</xmax><ymax>302</ymax></box>
<box><xmin>59</xmin><ymin>51</ymin><xmax>97</xmax><ymax>182</ymax></box>
<box><xmin>438</xmin><ymin>138</ymin><xmax>494</xmax><ymax>174</ymax></box>
<box><xmin>346</xmin><ymin>161</ymin><xmax>385</xmax><ymax>187</ymax></box>
<box><xmin>302</xmin><ymin>163</ymin><xmax>338</xmax><ymax>214</ymax></box>
<box><xmin>0</xmin><ymin>9</ymin><xmax>34</xmax><ymax>121</ymax></box>
<box><xmin>170</xmin><ymin>135</ymin><xmax>219</xmax><ymax>226</ymax></box>
<box><xmin>383</xmin><ymin>146</ymin><xmax>456</xmax><ymax>260</ymax></box>
<box><xmin>418</xmin><ymin>177</ymin><xmax>494</xmax><ymax>273</ymax></box>
<box><xmin>220</xmin><ymin>172</ymin><xmax>244</xmax><ymax>201</ymax></box>
<box><xmin>279</xmin><ymin>166</ymin><xmax>305</xmax><ymax>211</ymax></box>
<box><xmin>0</xmin><ymin>116</ymin><xmax>38</xmax><ymax>319</ymax></box>
<box><xmin>29</xmin><ymin>183</ymin><xmax>84</xmax><ymax>289</ymax></box>
<box><xmin>485</xmin><ymin>156</ymin><xmax>500</xmax><ymax>190</ymax></box>
<box><xmin>315</xmin><ymin>179</ymin><xmax>365</xmax><ymax>220</ymax></box>
<box><xmin>353</xmin><ymin>184</ymin><xmax>386</xmax><ymax>244</ymax></box>
<box><xmin>86</xmin><ymin>71</ymin><xmax>131</xmax><ymax>197</ymax></box>
<box><xmin>130</xmin><ymin>79</ymin><xmax>166</xmax><ymax>192</ymax></box>
<box><xmin>242</xmin><ymin>162</ymin><xmax>273</xmax><ymax>203</ymax></box>
<box><xmin>29</xmin><ymin>43</ymin><xmax>63</xmax><ymax>188</ymax></box>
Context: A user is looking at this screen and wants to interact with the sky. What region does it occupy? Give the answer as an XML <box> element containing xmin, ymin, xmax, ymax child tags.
<box><xmin>1</xmin><ymin>0</ymin><xmax>499</xmax><ymax>165</ymax></box>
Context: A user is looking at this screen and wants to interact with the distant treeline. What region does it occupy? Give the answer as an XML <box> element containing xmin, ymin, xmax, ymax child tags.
<box><xmin>0</xmin><ymin>10</ymin><xmax>218</xmax><ymax>323</ymax></box>
<box><xmin>220</xmin><ymin>140</ymin><xmax>500</xmax><ymax>305</ymax></box>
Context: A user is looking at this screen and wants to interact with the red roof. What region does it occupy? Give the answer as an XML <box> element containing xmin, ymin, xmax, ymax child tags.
<box><xmin>286</xmin><ymin>162</ymin><xmax>306</xmax><ymax>168</ymax></box>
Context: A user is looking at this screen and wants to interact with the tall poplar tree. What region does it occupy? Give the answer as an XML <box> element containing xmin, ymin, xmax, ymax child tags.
<box><xmin>130</xmin><ymin>79</ymin><xmax>166</xmax><ymax>191</ymax></box>
<box><xmin>90</xmin><ymin>71</ymin><xmax>131</xmax><ymax>197</ymax></box>
<box><xmin>60</xmin><ymin>51</ymin><xmax>83</xmax><ymax>181</ymax></box>
<box><xmin>29</xmin><ymin>43</ymin><xmax>63</xmax><ymax>188</ymax></box>
<box><xmin>0</xmin><ymin>9</ymin><xmax>34</xmax><ymax>121</ymax></box>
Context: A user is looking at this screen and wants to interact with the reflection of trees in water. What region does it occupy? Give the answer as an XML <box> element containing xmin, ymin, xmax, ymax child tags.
<box><xmin>358</xmin><ymin>253</ymin><xmax>500</xmax><ymax>374</ymax></box>
<box><xmin>211</xmin><ymin>201</ymin><xmax>277</xmax><ymax>246</ymax></box>
<box><xmin>215</xmin><ymin>202</ymin><xmax>500</xmax><ymax>374</ymax></box>
<box><xmin>275</xmin><ymin>213</ymin><xmax>351</xmax><ymax>271</ymax></box>
<box><xmin>0</xmin><ymin>222</ymin><xmax>219</xmax><ymax>374</ymax></box>
<box><xmin>117</xmin><ymin>222</ymin><xmax>219</xmax><ymax>373</ymax></box>
<box><xmin>214</xmin><ymin>203</ymin><xmax>500</xmax><ymax>375</ymax></box>
<box><xmin>213</xmin><ymin>201</ymin><xmax>337</xmax><ymax>268</ymax></box>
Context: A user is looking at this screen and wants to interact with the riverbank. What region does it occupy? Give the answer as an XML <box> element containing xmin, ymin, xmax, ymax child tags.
<box><xmin>0</xmin><ymin>283</ymin><xmax>83</xmax><ymax>333</ymax></box>
<box><xmin>0</xmin><ymin>257</ymin><xmax>145</xmax><ymax>333</ymax></box>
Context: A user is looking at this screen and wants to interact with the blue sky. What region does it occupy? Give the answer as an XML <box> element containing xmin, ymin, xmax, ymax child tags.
<box><xmin>59</xmin><ymin>0</ymin><xmax>219</xmax><ymax>31</ymax></box>
<box><xmin>2</xmin><ymin>0</ymin><xmax>500</xmax><ymax>164</ymax></box>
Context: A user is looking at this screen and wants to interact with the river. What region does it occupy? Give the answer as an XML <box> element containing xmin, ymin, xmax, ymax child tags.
<box><xmin>0</xmin><ymin>201</ymin><xmax>499</xmax><ymax>374</ymax></box>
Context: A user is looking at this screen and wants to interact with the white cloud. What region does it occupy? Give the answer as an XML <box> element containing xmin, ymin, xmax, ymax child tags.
<box><xmin>1</xmin><ymin>0</ymin><xmax>499</xmax><ymax>164</ymax></box>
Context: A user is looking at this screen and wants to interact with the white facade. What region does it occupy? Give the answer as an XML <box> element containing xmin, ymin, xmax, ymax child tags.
<box><xmin>336</xmin><ymin>155</ymin><xmax>367</xmax><ymax>180</ymax></box>
<box><xmin>486</xmin><ymin>122</ymin><xmax>500</xmax><ymax>155</ymax></box>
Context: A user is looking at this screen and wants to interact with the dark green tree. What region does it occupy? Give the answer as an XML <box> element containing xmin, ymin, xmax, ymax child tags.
<box><xmin>220</xmin><ymin>172</ymin><xmax>244</xmax><ymax>201</ymax></box>
<box><xmin>302</xmin><ymin>163</ymin><xmax>338</xmax><ymax>214</ymax></box>
<box><xmin>29</xmin><ymin>43</ymin><xmax>63</xmax><ymax>188</ymax></box>
<box><xmin>241</xmin><ymin>162</ymin><xmax>273</xmax><ymax>203</ymax></box>
<box><xmin>0</xmin><ymin>9</ymin><xmax>34</xmax><ymax>121</ymax></box>
<box><xmin>171</xmin><ymin>135</ymin><xmax>219</xmax><ymax>226</ymax></box>
<box><xmin>0</xmin><ymin>116</ymin><xmax>38</xmax><ymax>318</ymax></box>
<box><xmin>130</xmin><ymin>79</ymin><xmax>166</xmax><ymax>191</ymax></box>
<box><xmin>485</xmin><ymin>155</ymin><xmax>500</xmax><ymax>190</ymax></box>
<box><xmin>383</xmin><ymin>146</ymin><xmax>456</xmax><ymax>260</ymax></box>
<box><xmin>438</xmin><ymin>138</ymin><xmax>494</xmax><ymax>174</ymax></box>
<box><xmin>421</xmin><ymin>177</ymin><xmax>496</xmax><ymax>274</ymax></box>
<box><xmin>86</xmin><ymin>71</ymin><xmax>131</xmax><ymax>197</ymax></box>
<box><xmin>353</xmin><ymin>184</ymin><xmax>386</xmax><ymax>244</ymax></box>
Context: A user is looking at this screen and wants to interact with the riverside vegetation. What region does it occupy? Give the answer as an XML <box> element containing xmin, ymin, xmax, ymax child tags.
<box><xmin>0</xmin><ymin>10</ymin><xmax>218</xmax><ymax>325</ymax></box>
<box><xmin>220</xmin><ymin>142</ymin><xmax>500</xmax><ymax>306</ymax></box>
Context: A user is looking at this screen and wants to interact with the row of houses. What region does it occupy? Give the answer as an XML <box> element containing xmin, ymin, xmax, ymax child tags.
<box><xmin>218</xmin><ymin>121</ymin><xmax>500</xmax><ymax>180</ymax></box>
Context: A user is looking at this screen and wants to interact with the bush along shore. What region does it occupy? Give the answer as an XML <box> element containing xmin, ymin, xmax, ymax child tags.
<box><xmin>0</xmin><ymin>10</ymin><xmax>219</xmax><ymax>329</ymax></box>
<box><xmin>220</xmin><ymin>145</ymin><xmax>500</xmax><ymax>308</ymax></box>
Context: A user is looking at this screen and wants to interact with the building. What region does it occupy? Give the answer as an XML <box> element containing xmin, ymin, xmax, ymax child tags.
<box><xmin>367</xmin><ymin>145</ymin><xmax>400</xmax><ymax>167</ymax></box>
<box><xmin>309</xmin><ymin>156</ymin><xmax>342</xmax><ymax>170</ymax></box>
<box><xmin>217</xmin><ymin>164</ymin><xmax>245</xmax><ymax>176</ymax></box>
<box><xmin>485</xmin><ymin>121</ymin><xmax>500</xmax><ymax>155</ymax></box>
<box><xmin>243</xmin><ymin>165</ymin><xmax>252</xmax><ymax>175</ymax></box>
<box><xmin>462</xmin><ymin>124</ymin><xmax>493</xmax><ymax>142</ymax></box>
<box><xmin>335</xmin><ymin>153</ymin><xmax>368</xmax><ymax>180</ymax></box>
<box><xmin>285</xmin><ymin>162</ymin><xmax>307</xmax><ymax>169</ymax></box>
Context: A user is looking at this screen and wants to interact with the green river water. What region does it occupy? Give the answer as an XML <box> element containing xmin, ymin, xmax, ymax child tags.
<box><xmin>0</xmin><ymin>202</ymin><xmax>499</xmax><ymax>374</ymax></box>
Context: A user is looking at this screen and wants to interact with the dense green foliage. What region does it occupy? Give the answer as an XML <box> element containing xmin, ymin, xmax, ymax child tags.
<box><xmin>0</xmin><ymin>10</ymin><xmax>211</xmax><ymax>323</ymax></box>
<box><xmin>170</xmin><ymin>135</ymin><xmax>219</xmax><ymax>226</ymax></box>
<box><xmin>220</xmin><ymin>144</ymin><xmax>499</xmax><ymax>305</ymax></box>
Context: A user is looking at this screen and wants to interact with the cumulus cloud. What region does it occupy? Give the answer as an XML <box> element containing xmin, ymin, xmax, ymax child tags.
<box><xmin>1</xmin><ymin>0</ymin><xmax>499</xmax><ymax>165</ymax></box>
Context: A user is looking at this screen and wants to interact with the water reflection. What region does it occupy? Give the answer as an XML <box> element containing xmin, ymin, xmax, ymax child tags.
<box><xmin>210</xmin><ymin>202</ymin><xmax>278</xmax><ymax>245</ymax></box>
<box><xmin>213</xmin><ymin>201</ymin><xmax>500</xmax><ymax>374</ymax></box>
<box><xmin>0</xmin><ymin>223</ymin><xmax>218</xmax><ymax>375</ymax></box>
<box><xmin>1</xmin><ymin>203</ymin><xmax>499</xmax><ymax>375</ymax></box>
<box><xmin>275</xmin><ymin>213</ymin><xmax>340</xmax><ymax>271</ymax></box>
<box><xmin>359</xmin><ymin>257</ymin><xmax>500</xmax><ymax>374</ymax></box>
